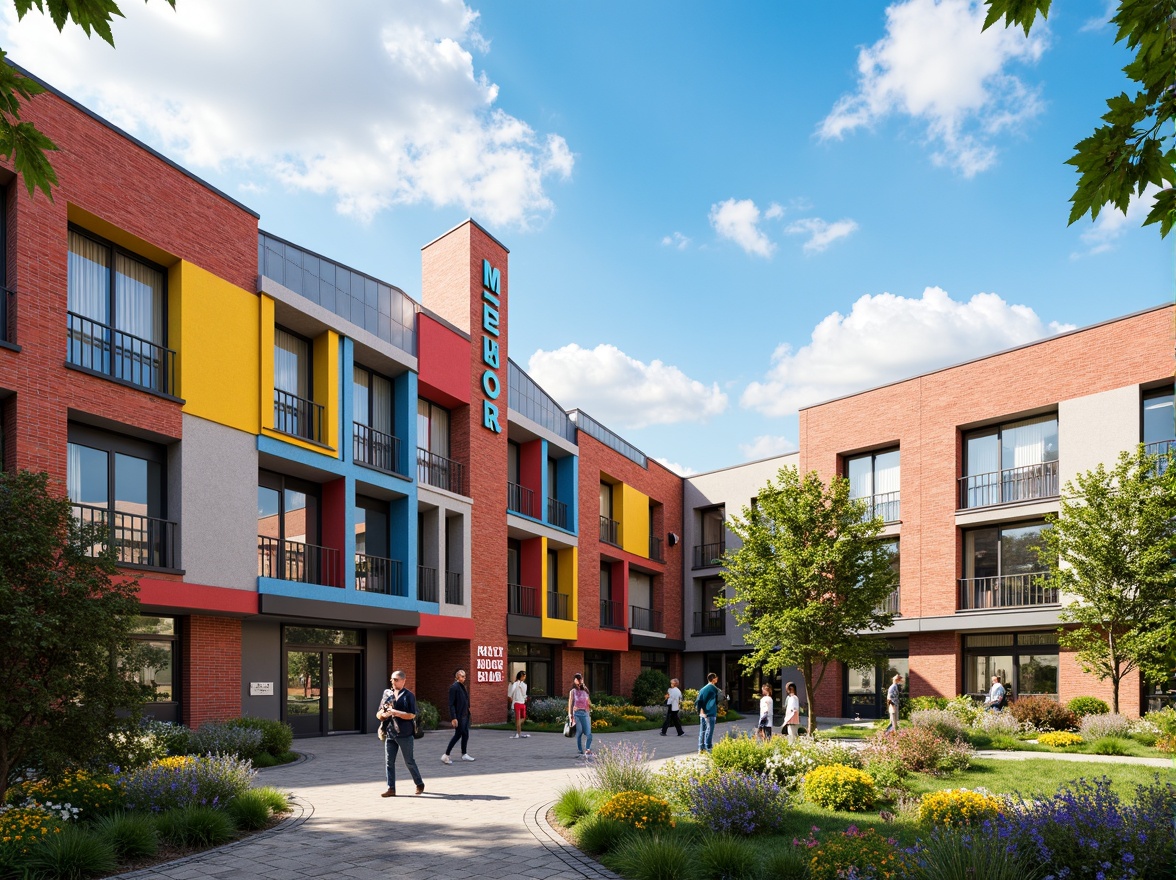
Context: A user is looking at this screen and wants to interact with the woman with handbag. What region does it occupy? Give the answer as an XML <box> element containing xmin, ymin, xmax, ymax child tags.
<box><xmin>376</xmin><ymin>670</ymin><xmax>425</xmax><ymax>797</ymax></box>
<box><xmin>566</xmin><ymin>672</ymin><xmax>593</xmax><ymax>757</ymax></box>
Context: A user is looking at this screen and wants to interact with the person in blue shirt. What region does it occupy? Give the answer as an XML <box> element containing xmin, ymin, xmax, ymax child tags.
<box><xmin>696</xmin><ymin>672</ymin><xmax>721</xmax><ymax>753</ymax></box>
<box><xmin>377</xmin><ymin>670</ymin><xmax>425</xmax><ymax>796</ymax></box>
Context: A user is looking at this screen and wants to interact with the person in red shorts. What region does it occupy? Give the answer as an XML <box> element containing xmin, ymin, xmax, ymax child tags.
<box><xmin>507</xmin><ymin>670</ymin><xmax>530</xmax><ymax>738</ymax></box>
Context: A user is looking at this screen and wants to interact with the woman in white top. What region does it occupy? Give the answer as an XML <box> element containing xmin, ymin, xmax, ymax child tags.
<box><xmin>757</xmin><ymin>683</ymin><xmax>774</xmax><ymax>741</ymax></box>
<box><xmin>507</xmin><ymin>671</ymin><xmax>530</xmax><ymax>738</ymax></box>
<box><xmin>782</xmin><ymin>681</ymin><xmax>801</xmax><ymax>742</ymax></box>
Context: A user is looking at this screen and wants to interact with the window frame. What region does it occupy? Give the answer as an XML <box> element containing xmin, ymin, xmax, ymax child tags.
<box><xmin>67</xmin><ymin>225</ymin><xmax>169</xmax><ymax>347</ymax></box>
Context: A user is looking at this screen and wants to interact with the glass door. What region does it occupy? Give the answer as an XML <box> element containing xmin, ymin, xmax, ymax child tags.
<box><xmin>327</xmin><ymin>652</ymin><xmax>361</xmax><ymax>733</ymax></box>
<box><xmin>286</xmin><ymin>650</ymin><xmax>323</xmax><ymax>737</ymax></box>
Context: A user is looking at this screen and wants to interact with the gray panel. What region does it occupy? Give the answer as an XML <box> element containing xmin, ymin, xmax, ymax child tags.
<box><xmin>258</xmin><ymin>593</ymin><xmax>420</xmax><ymax>628</ymax></box>
<box><xmin>240</xmin><ymin>619</ymin><xmax>282</xmax><ymax>720</ymax></box>
<box><xmin>631</xmin><ymin>634</ymin><xmax>686</xmax><ymax>651</ymax></box>
<box><xmin>366</xmin><ymin>630</ymin><xmax>388</xmax><ymax>734</ymax></box>
<box><xmin>506</xmin><ymin>614</ymin><xmax>543</xmax><ymax>639</ymax></box>
<box><xmin>181</xmin><ymin>415</ymin><xmax>259</xmax><ymax>590</ymax></box>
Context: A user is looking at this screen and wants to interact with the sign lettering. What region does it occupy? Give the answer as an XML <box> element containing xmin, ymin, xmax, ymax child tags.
<box><xmin>479</xmin><ymin>259</ymin><xmax>503</xmax><ymax>434</ymax></box>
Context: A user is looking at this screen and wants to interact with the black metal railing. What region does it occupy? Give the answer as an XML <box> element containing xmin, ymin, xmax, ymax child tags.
<box><xmin>445</xmin><ymin>570</ymin><xmax>463</xmax><ymax>604</ymax></box>
<box><xmin>67</xmin><ymin>312</ymin><xmax>176</xmax><ymax>395</ymax></box>
<box><xmin>274</xmin><ymin>389</ymin><xmax>325</xmax><ymax>443</ymax></box>
<box><xmin>649</xmin><ymin>535</ymin><xmax>664</xmax><ymax>562</ymax></box>
<box><xmin>417</xmin><ymin>448</ymin><xmax>466</xmax><ymax>495</ymax></box>
<box><xmin>630</xmin><ymin>605</ymin><xmax>662</xmax><ymax>632</ymax></box>
<box><xmin>258</xmin><ymin>535</ymin><xmax>340</xmax><ymax>587</ymax></box>
<box><xmin>599</xmin><ymin>516</ymin><xmax>619</xmax><ymax>545</ymax></box>
<box><xmin>418</xmin><ymin>565</ymin><xmax>439</xmax><ymax>602</ymax></box>
<box><xmin>353</xmin><ymin>423</ymin><xmax>403</xmax><ymax>475</ymax></box>
<box><xmin>1</xmin><ymin>286</ymin><xmax>13</xmax><ymax>344</ymax></box>
<box><xmin>507</xmin><ymin>482</ymin><xmax>535</xmax><ymax>517</ymax></box>
<box><xmin>959</xmin><ymin>460</ymin><xmax>1059</xmax><ymax>509</ymax></box>
<box><xmin>878</xmin><ymin>588</ymin><xmax>901</xmax><ymax>616</ymax></box>
<box><xmin>692</xmin><ymin>610</ymin><xmax>725</xmax><ymax>636</ymax></box>
<box><xmin>547</xmin><ymin>497</ymin><xmax>568</xmax><ymax>529</ymax></box>
<box><xmin>547</xmin><ymin>591</ymin><xmax>574</xmax><ymax>621</ymax></box>
<box><xmin>508</xmin><ymin>583</ymin><xmax>539</xmax><ymax>617</ymax></box>
<box><xmin>73</xmin><ymin>502</ymin><xmax>178</xmax><ymax>569</ymax></box>
<box><xmin>958</xmin><ymin>572</ymin><xmax>1057</xmax><ymax>611</ymax></box>
<box><xmin>693</xmin><ymin>541</ymin><xmax>725</xmax><ymax>568</ymax></box>
<box><xmin>1145</xmin><ymin>439</ymin><xmax>1174</xmax><ymax>476</ymax></box>
<box><xmin>355</xmin><ymin>553</ymin><xmax>404</xmax><ymax>596</ymax></box>
<box><xmin>600</xmin><ymin>598</ymin><xmax>624</xmax><ymax>629</ymax></box>
<box><xmin>855</xmin><ymin>491</ymin><xmax>900</xmax><ymax>524</ymax></box>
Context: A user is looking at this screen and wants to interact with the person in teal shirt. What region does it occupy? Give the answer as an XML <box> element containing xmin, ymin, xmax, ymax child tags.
<box><xmin>696</xmin><ymin>672</ymin><xmax>720</xmax><ymax>752</ymax></box>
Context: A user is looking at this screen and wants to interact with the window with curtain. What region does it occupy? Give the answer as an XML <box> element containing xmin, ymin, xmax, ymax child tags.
<box><xmin>353</xmin><ymin>366</ymin><xmax>392</xmax><ymax>433</ymax></box>
<box><xmin>845</xmin><ymin>448</ymin><xmax>900</xmax><ymax>521</ymax></box>
<box><xmin>962</xmin><ymin>415</ymin><xmax>1059</xmax><ymax>507</ymax></box>
<box><xmin>274</xmin><ymin>328</ymin><xmax>310</xmax><ymax>399</ymax></box>
<box><xmin>416</xmin><ymin>399</ymin><xmax>450</xmax><ymax>458</ymax></box>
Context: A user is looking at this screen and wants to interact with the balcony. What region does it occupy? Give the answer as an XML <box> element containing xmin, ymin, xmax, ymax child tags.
<box><xmin>258</xmin><ymin>535</ymin><xmax>339</xmax><ymax>587</ymax></box>
<box><xmin>958</xmin><ymin>572</ymin><xmax>1057</xmax><ymax>611</ymax></box>
<box><xmin>600</xmin><ymin>598</ymin><xmax>625</xmax><ymax>629</ymax></box>
<box><xmin>418</xmin><ymin>565</ymin><xmax>439</xmax><ymax>602</ymax></box>
<box><xmin>1146</xmin><ymin>439</ymin><xmax>1173</xmax><ymax>476</ymax></box>
<box><xmin>630</xmin><ymin>605</ymin><xmax>662</xmax><ymax>632</ymax></box>
<box><xmin>355</xmin><ymin>553</ymin><xmax>404</xmax><ymax>596</ymax></box>
<box><xmin>508</xmin><ymin>583</ymin><xmax>540</xmax><ymax>617</ymax></box>
<box><xmin>599</xmin><ymin>516</ymin><xmax>619</xmax><ymax>546</ymax></box>
<box><xmin>445</xmin><ymin>570</ymin><xmax>463</xmax><ymax>604</ymax></box>
<box><xmin>692</xmin><ymin>610</ymin><xmax>725</xmax><ymax>636</ymax></box>
<box><xmin>877</xmin><ymin>588</ymin><xmax>901</xmax><ymax>616</ymax></box>
<box><xmin>274</xmin><ymin>389</ymin><xmax>325</xmax><ymax>444</ymax></box>
<box><xmin>547</xmin><ymin>497</ymin><xmax>568</xmax><ymax>530</ymax></box>
<box><xmin>692</xmin><ymin>541</ymin><xmax>725</xmax><ymax>569</ymax></box>
<box><xmin>353</xmin><ymin>423</ymin><xmax>403</xmax><ymax>475</ymax></box>
<box><xmin>855</xmin><ymin>491</ymin><xmax>900</xmax><ymax>524</ymax></box>
<box><xmin>507</xmin><ymin>481</ymin><xmax>535</xmax><ymax>517</ymax></box>
<box><xmin>73</xmin><ymin>503</ymin><xmax>178</xmax><ymax>570</ymax></box>
<box><xmin>959</xmin><ymin>461</ymin><xmax>1059</xmax><ymax>509</ymax></box>
<box><xmin>1</xmin><ymin>286</ymin><xmax>12</xmax><ymax>344</ymax></box>
<box><xmin>649</xmin><ymin>535</ymin><xmax>664</xmax><ymax>562</ymax></box>
<box><xmin>67</xmin><ymin>312</ymin><xmax>176</xmax><ymax>396</ymax></box>
<box><xmin>417</xmin><ymin>448</ymin><xmax>465</xmax><ymax>495</ymax></box>
<box><xmin>547</xmin><ymin>591</ymin><xmax>574</xmax><ymax>621</ymax></box>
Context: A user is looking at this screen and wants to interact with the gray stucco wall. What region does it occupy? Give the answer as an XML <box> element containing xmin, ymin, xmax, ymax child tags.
<box><xmin>1059</xmin><ymin>385</ymin><xmax>1140</xmax><ymax>487</ymax></box>
<box><xmin>240</xmin><ymin>619</ymin><xmax>282</xmax><ymax>720</ymax></box>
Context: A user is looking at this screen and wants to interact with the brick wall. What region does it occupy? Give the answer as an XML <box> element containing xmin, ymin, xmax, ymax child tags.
<box><xmin>1059</xmin><ymin>644</ymin><xmax>1143</xmax><ymax>717</ymax></box>
<box><xmin>416</xmin><ymin>641</ymin><xmax>475</xmax><ymax>720</ymax></box>
<box><xmin>910</xmin><ymin>632</ymin><xmax>958</xmax><ymax>699</ymax></box>
<box><xmin>183</xmin><ymin>615</ymin><xmax>242</xmax><ymax>727</ymax></box>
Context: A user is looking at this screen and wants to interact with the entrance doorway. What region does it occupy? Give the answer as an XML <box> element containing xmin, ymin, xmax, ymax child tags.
<box><xmin>844</xmin><ymin>654</ymin><xmax>908</xmax><ymax>720</ymax></box>
<box><xmin>283</xmin><ymin>626</ymin><xmax>364</xmax><ymax>737</ymax></box>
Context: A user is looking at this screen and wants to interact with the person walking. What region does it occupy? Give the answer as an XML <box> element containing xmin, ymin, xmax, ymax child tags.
<box><xmin>377</xmin><ymin>670</ymin><xmax>425</xmax><ymax>797</ymax></box>
<box><xmin>507</xmin><ymin>671</ymin><xmax>530</xmax><ymax>738</ymax></box>
<box><xmin>441</xmin><ymin>668</ymin><xmax>474</xmax><ymax>764</ymax></box>
<box><xmin>782</xmin><ymin>681</ymin><xmax>801</xmax><ymax>743</ymax></box>
<box><xmin>696</xmin><ymin>672</ymin><xmax>720</xmax><ymax>753</ymax></box>
<box><xmin>983</xmin><ymin>674</ymin><xmax>1006</xmax><ymax>712</ymax></box>
<box><xmin>756</xmin><ymin>683</ymin><xmax>774</xmax><ymax>742</ymax></box>
<box><xmin>886</xmin><ymin>673</ymin><xmax>903</xmax><ymax>735</ymax></box>
<box><xmin>660</xmin><ymin>677</ymin><xmax>684</xmax><ymax>736</ymax></box>
<box><xmin>567</xmin><ymin>672</ymin><xmax>593</xmax><ymax>757</ymax></box>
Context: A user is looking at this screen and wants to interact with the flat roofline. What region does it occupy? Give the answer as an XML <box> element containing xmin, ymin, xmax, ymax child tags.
<box><xmin>686</xmin><ymin>451</ymin><xmax>799</xmax><ymax>481</ymax></box>
<box><xmin>800</xmin><ymin>302</ymin><xmax>1174</xmax><ymax>412</ymax></box>
<box><xmin>420</xmin><ymin>217</ymin><xmax>510</xmax><ymax>254</ymax></box>
<box><xmin>11</xmin><ymin>62</ymin><xmax>260</xmax><ymax>219</ymax></box>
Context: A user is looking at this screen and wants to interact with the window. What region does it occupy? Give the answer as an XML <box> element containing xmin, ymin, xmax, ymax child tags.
<box><xmin>961</xmin><ymin>415</ymin><xmax>1058</xmax><ymax>508</ymax></box>
<box><xmin>356</xmin><ymin>495</ymin><xmax>400</xmax><ymax>596</ymax></box>
<box><xmin>878</xmin><ymin>538</ymin><xmax>900</xmax><ymax>615</ymax></box>
<box><xmin>629</xmin><ymin>571</ymin><xmax>658</xmax><ymax>630</ymax></box>
<box><xmin>693</xmin><ymin>506</ymin><xmax>725</xmax><ymax>568</ymax></box>
<box><xmin>961</xmin><ymin>521</ymin><xmax>1054</xmax><ymax>610</ymax></box>
<box><xmin>258</xmin><ymin>471</ymin><xmax>337</xmax><ymax>586</ymax></box>
<box><xmin>274</xmin><ymin>327</ymin><xmax>323</xmax><ymax>442</ymax></box>
<box><xmin>547</xmin><ymin>548</ymin><xmax>571</xmax><ymax>620</ymax></box>
<box><xmin>641</xmin><ymin>651</ymin><xmax>669</xmax><ymax>677</ymax></box>
<box><xmin>585</xmin><ymin>651</ymin><xmax>613</xmax><ymax>696</ymax></box>
<box><xmin>67</xmin><ymin>228</ymin><xmax>171</xmax><ymax>394</ymax></box>
<box><xmin>353</xmin><ymin>366</ymin><xmax>399</xmax><ymax>473</ymax></box>
<box><xmin>547</xmin><ymin>457</ymin><xmax>568</xmax><ymax>528</ymax></box>
<box><xmin>964</xmin><ymin>632</ymin><xmax>1058</xmax><ymax>700</ymax></box>
<box><xmin>417</xmin><ymin>399</ymin><xmax>462</xmax><ymax>493</ymax></box>
<box><xmin>67</xmin><ymin>424</ymin><xmax>175</xmax><ymax>569</ymax></box>
<box><xmin>846</xmin><ymin>449</ymin><xmax>900</xmax><ymax>522</ymax></box>
<box><xmin>131</xmin><ymin>616</ymin><xmax>179</xmax><ymax>723</ymax></box>
<box><xmin>599</xmin><ymin>482</ymin><xmax>618</xmax><ymax>545</ymax></box>
<box><xmin>693</xmin><ymin>578</ymin><xmax>726</xmax><ymax>635</ymax></box>
<box><xmin>600</xmin><ymin>564</ymin><xmax>622</xmax><ymax>628</ymax></box>
<box><xmin>1143</xmin><ymin>387</ymin><xmax>1174</xmax><ymax>454</ymax></box>
<box><xmin>507</xmin><ymin>441</ymin><xmax>534</xmax><ymax>516</ymax></box>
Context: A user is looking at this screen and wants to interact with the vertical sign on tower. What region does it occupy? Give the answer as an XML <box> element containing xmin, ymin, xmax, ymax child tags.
<box><xmin>481</xmin><ymin>259</ymin><xmax>503</xmax><ymax>433</ymax></box>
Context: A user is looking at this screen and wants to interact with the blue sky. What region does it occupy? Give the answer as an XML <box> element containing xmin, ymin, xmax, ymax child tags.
<box><xmin>4</xmin><ymin>0</ymin><xmax>1168</xmax><ymax>475</ymax></box>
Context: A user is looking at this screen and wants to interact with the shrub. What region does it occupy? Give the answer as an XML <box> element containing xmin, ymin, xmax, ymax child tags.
<box><xmin>916</xmin><ymin>827</ymin><xmax>1035</xmax><ymax>880</ymax></box>
<box><xmin>186</xmin><ymin>722</ymin><xmax>264</xmax><ymax>760</ymax></box>
<box><xmin>573</xmin><ymin>813</ymin><xmax>629</xmax><ymax>855</ymax></box>
<box><xmin>22</xmin><ymin>823</ymin><xmax>116</xmax><ymax>880</ymax></box>
<box><xmin>762</xmin><ymin>737</ymin><xmax>863</xmax><ymax>792</ymax></box>
<box><xmin>155</xmin><ymin>805</ymin><xmax>236</xmax><ymax>847</ymax></box>
<box><xmin>552</xmin><ymin>785</ymin><xmax>597</xmax><ymax>827</ymax></box>
<box><xmin>860</xmin><ymin>728</ymin><xmax>972</xmax><ymax>775</ymax></box>
<box><xmin>92</xmin><ymin>811</ymin><xmax>159</xmax><ymax>860</ymax></box>
<box><xmin>592</xmin><ymin>692</ymin><xmax>629</xmax><ymax>707</ymax></box>
<box><xmin>971</xmin><ymin>709</ymin><xmax>1021</xmax><ymax>737</ymax></box>
<box><xmin>1090</xmin><ymin>736</ymin><xmax>1128</xmax><ymax>755</ymax></box>
<box><xmin>1007</xmin><ymin>695</ymin><xmax>1078</xmax><ymax>732</ymax></box>
<box><xmin>918</xmin><ymin>788</ymin><xmax>1004</xmax><ymax>828</ymax></box>
<box><xmin>803</xmin><ymin>764</ymin><xmax>876</xmax><ymax>812</ymax></box>
<box><xmin>1143</xmin><ymin>705</ymin><xmax>1176</xmax><ymax>736</ymax></box>
<box><xmin>910</xmin><ymin>709</ymin><xmax>968</xmax><ymax>741</ymax></box>
<box><xmin>805</xmin><ymin>826</ymin><xmax>914</xmax><ymax>880</ymax></box>
<box><xmin>7</xmin><ymin>769</ymin><xmax>124</xmax><ymax>820</ymax></box>
<box><xmin>681</xmin><ymin>688</ymin><xmax>698</xmax><ymax>714</ymax></box>
<box><xmin>591</xmin><ymin>719</ymin><xmax>610</xmax><ymax>729</ymax></box>
<box><xmin>1078</xmin><ymin>713</ymin><xmax>1131</xmax><ymax>740</ymax></box>
<box><xmin>1155</xmin><ymin>734</ymin><xmax>1176</xmax><ymax>754</ymax></box>
<box><xmin>525</xmin><ymin>697</ymin><xmax>568</xmax><ymax>724</ymax></box>
<box><xmin>630</xmin><ymin>669</ymin><xmax>671</xmax><ymax>707</ymax></box>
<box><xmin>583</xmin><ymin>741</ymin><xmax>657</xmax><ymax>796</ymax></box>
<box><xmin>222</xmin><ymin>717</ymin><xmax>294</xmax><ymax>757</ymax></box>
<box><xmin>685</xmin><ymin>770</ymin><xmax>788</xmax><ymax>835</ymax></box>
<box><xmin>696</xmin><ymin>833</ymin><xmax>759</xmax><ymax>880</ymax></box>
<box><xmin>0</xmin><ymin>806</ymin><xmax>64</xmax><ymax>863</ymax></box>
<box><xmin>863</xmin><ymin>758</ymin><xmax>908</xmax><ymax>790</ymax></box>
<box><xmin>640</xmin><ymin>705</ymin><xmax>667</xmax><ymax>721</ymax></box>
<box><xmin>908</xmin><ymin>696</ymin><xmax>950</xmax><ymax>713</ymax></box>
<box><xmin>604</xmin><ymin>832</ymin><xmax>691</xmax><ymax>880</ymax></box>
<box><xmin>944</xmin><ymin>695</ymin><xmax>985</xmax><ymax>727</ymax></box>
<box><xmin>414</xmin><ymin>700</ymin><xmax>440</xmax><ymax>731</ymax></box>
<box><xmin>653</xmin><ymin>756</ymin><xmax>722</xmax><ymax>809</ymax></box>
<box><xmin>1037</xmin><ymin>731</ymin><xmax>1084</xmax><ymax>748</ymax></box>
<box><xmin>142</xmin><ymin>719</ymin><xmax>193</xmax><ymax>757</ymax></box>
<box><xmin>121</xmin><ymin>755</ymin><xmax>254</xmax><ymax>812</ymax></box>
<box><xmin>225</xmin><ymin>789</ymin><xmax>273</xmax><ymax>831</ymax></box>
<box><xmin>711</xmin><ymin>733</ymin><xmax>769</xmax><ymax>776</ymax></box>
<box><xmin>598</xmin><ymin>791</ymin><xmax>674</xmax><ymax>832</ymax></box>
<box><xmin>1067</xmin><ymin>696</ymin><xmax>1110</xmax><ymax>717</ymax></box>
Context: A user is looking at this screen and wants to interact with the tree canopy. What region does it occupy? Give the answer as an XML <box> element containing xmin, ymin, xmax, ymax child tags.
<box><xmin>983</xmin><ymin>0</ymin><xmax>1176</xmax><ymax>236</ymax></box>
<box><xmin>0</xmin><ymin>469</ymin><xmax>149</xmax><ymax>797</ymax></box>
<box><xmin>1040</xmin><ymin>445</ymin><xmax>1176</xmax><ymax>714</ymax></box>
<box><xmin>717</xmin><ymin>467</ymin><xmax>899</xmax><ymax>733</ymax></box>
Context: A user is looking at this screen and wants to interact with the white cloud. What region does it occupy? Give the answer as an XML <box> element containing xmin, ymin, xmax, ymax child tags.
<box><xmin>741</xmin><ymin>288</ymin><xmax>1069</xmax><ymax>416</ymax></box>
<box><xmin>527</xmin><ymin>343</ymin><xmax>728</xmax><ymax>429</ymax></box>
<box><xmin>785</xmin><ymin>217</ymin><xmax>860</xmax><ymax>253</ymax></box>
<box><xmin>1080</xmin><ymin>1</ymin><xmax>1117</xmax><ymax>32</ymax></box>
<box><xmin>1</xmin><ymin>0</ymin><xmax>572</xmax><ymax>227</ymax></box>
<box><xmin>1074</xmin><ymin>185</ymin><xmax>1159</xmax><ymax>257</ymax></box>
<box><xmin>739</xmin><ymin>435</ymin><xmax>798</xmax><ymax>460</ymax></box>
<box><xmin>654</xmin><ymin>458</ymin><xmax>697</xmax><ymax>477</ymax></box>
<box><xmin>818</xmin><ymin>0</ymin><xmax>1046</xmax><ymax>177</ymax></box>
<box><xmin>709</xmin><ymin>198</ymin><xmax>776</xmax><ymax>257</ymax></box>
<box><xmin>661</xmin><ymin>231</ymin><xmax>690</xmax><ymax>250</ymax></box>
<box><xmin>764</xmin><ymin>202</ymin><xmax>785</xmax><ymax>220</ymax></box>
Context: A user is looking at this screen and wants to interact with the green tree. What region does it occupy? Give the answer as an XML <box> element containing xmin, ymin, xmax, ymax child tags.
<box><xmin>0</xmin><ymin>470</ymin><xmax>149</xmax><ymax>799</ymax></box>
<box><xmin>1039</xmin><ymin>446</ymin><xmax>1176</xmax><ymax>714</ymax></box>
<box><xmin>983</xmin><ymin>1</ymin><xmax>1176</xmax><ymax>236</ymax></box>
<box><xmin>1</xmin><ymin>0</ymin><xmax>175</xmax><ymax>200</ymax></box>
<box><xmin>717</xmin><ymin>468</ymin><xmax>899</xmax><ymax>735</ymax></box>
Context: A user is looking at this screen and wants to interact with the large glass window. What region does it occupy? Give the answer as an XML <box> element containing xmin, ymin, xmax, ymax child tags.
<box><xmin>131</xmin><ymin>616</ymin><xmax>179</xmax><ymax>723</ymax></box>
<box><xmin>585</xmin><ymin>651</ymin><xmax>613</xmax><ymax>696</ymax></box>
<box><xmin>961</xmin><ymin>415</ymin><xmax>1059</xmax><ymax>508</ymax></box>
<box><xmin>258</xmin><ymin>471</ymin><xmax>335</xmax><ymax>586</ymax></box>
<box><xmin>961</xmin><ymin>521</ymin><xmax>1054</xmax><ymax>610</ymax></box>
<box><xmin>964</xmin><ymin>632</ymin><xmax>1058</xmax><ymax>700</ymax></box>
<box><xmin>1143</xmin><ymin>387</ymin><xmax>1174</xmax><ymax>463</ymax></box>
<box><xmin>274</xmin><ymin>327</ymin><xmax>320</xmax><ymax>441</ymax></box>
<box><xmin>353</xmin><ymin>365</ymin><xmax>398</xmax><ymax>473</ymax></box>
<box><xmin>694</xmin><ymin>506</ymin><xmax>725</xmax><ymax>568</ymax></box>
<box><xmin>417</xmin><ymin>399</ymin><xmax>450</xmax><ymax>458</ymax></box>
<box><xmin>846</xmin><ymin>449</ymin><xmax>900</xmax><ymax>522</ymax></box>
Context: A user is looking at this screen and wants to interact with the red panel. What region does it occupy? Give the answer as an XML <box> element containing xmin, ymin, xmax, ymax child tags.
<box><xmin>418</xmin><ymin>314</ymin><xmax>471</xmax><ymax>408</ymax></box>
<box><xmin>137</xmin><ymin>578</ymin><xmax>257</xmax><ymax>615</ymax></box>
<box><xmin>410</xmin><ymin>614</ymin><xmax>476</xmax><ymax>640</ymax></box>
<box><xmin>520</xmin><ymin>439</ymin><xmax>543</xmax><ymax>507</ymax></box>
<box><xmin>520</xmin><ymin>537</ymin><xmax>543</xmax><ymax>590</ymax></box>
<box><xmin>322</xmin><ymin>477</ymin><xmax>347</xmax><ymax>588</ymax></box>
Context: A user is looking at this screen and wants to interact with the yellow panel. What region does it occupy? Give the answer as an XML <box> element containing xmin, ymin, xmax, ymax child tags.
<box><xmin>259</xmin><ymin>297</ymin><xmax>275</xmax><ymax>431</ymax></box>
<box><xmin>313</xmin><ymin>329</ymin><xmax>340</xmax><ymax>451</ymax></box>
<box><xmin>173</xmin><ymin>261</ymin><xmax>260</xmax><ymax>433</ymax></box>
<box><xmin>619</xmin><ymin>483</ymin><xmax>650</xmax><ymax>556</ymax></box>
<box><xmin>542</xmin><ymin>543</ymin><xmax>578</xmax><ymax>641</ymax></box>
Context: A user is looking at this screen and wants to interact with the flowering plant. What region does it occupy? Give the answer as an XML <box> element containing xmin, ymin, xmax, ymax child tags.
<box><xmin>860</xmin><ymin>727</ymin><xmax>972</xmax><ymax>775</ymax></box>
<box><xmin>909</xmin><ymin>709</ymin><xmax>968</xmax><ymax>741</ymax></box>
<box><xmin>597</xmin><ymin>791</ymin><xmax>674</xmax><ymax>832</ymax></box>
<box><xmin>918</xmin><ymin>788</ymin><xmax>1004</xmax><ymax>828</ymax></box>
<box><xmin>121</xmin><ymin>754</ymin><xmax>254</xmax><ymax>812</ymax></box>
<box><xmin>803</xmin><ymin>764</ymin><xmax>876</xmax><ymax>812</ymax></box>
<box><xmin>972</xmin><ymin>708</ymin><xmax>1022</xmax><ymax>736</ymax></box>
<box><xmin>1077</xmin><ymin>713</ymin><xmax>1131</xmax><ymax>741</ymax></box>
<box><xmin>684</xmin><ymin>770</ymin><xmax>788</xmax><ymax>835</ymax></box>
<box><xmin>5</xmin><ymin>769</ymin><xmax>123</xmax><ymax>819</ymax></box>
<box><xmin>803</xmin><ymin>826</ymin><xmax>915</xmax><ymax>880</ymax></box>
<box><xmin>1038</xmin><ymin>731</ymin><xmax>1085</xmax><ymax>748</ymax></box>
<box><xmin>583</xmin><ymin>741</ymin><xmax>657</xmax><ymax>795</ymax></box>
<box><xmin>0</xmin><ymin>805</ymin><xmax>64</xmax><ymax>862</ymax></box>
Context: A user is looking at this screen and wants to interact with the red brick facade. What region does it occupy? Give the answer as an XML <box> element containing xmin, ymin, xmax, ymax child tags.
<box><xmin>183</xmin><ymin>616</ymin><xmax>243</xmax><ymax>727</ymax></box>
